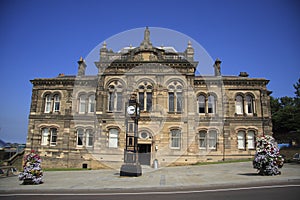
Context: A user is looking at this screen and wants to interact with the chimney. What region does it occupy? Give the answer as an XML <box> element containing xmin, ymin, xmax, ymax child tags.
<box><xmin>77</xmin><ymin>57</ymin><xmax>86</xmax><ymax>76</ymax></box>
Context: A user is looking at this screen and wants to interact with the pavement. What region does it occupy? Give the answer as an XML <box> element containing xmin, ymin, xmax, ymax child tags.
<box><xmin>0</xmin><ymin>161</ymin><xmax>300</xmax><ymax>194</ymax></box>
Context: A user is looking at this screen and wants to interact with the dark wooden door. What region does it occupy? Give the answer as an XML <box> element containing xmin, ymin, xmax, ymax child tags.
<box><xmin>138</xmin><ymin>144</ymin><xmax>151</xmax><ymax>165</ymax></box>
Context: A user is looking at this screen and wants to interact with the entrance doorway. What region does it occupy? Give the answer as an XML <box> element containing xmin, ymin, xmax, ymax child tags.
<box><xmin>137</xmin><ymin>144</ymin><xmax>151</xmax><ymax>165</ymax></box>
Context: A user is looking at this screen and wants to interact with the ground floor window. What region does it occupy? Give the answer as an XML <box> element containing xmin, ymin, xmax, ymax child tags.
<box><xmin>198</xmin><ymin>130</ymin><xmax>218</xmax><ymax>150</ymax></box>
<box><xmin>109</xmin><ymin>128</ymin><xmax>119</xmax><ymax>148</ymax></box>
<box><xmin>237</xmin><ymin>130</ymin><xmax>256</xmax><ymax>150</ymax></box>
<box><xmin>170</xmin><ymin>129</ymin><xmax>181</xmax><ymax>149</ymax></box>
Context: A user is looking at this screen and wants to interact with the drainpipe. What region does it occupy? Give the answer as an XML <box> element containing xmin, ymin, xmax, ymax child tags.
<box><xmin>260</xmin><ymin>89</ymin><xmax>265</xmax><ymax>136</ymax></box>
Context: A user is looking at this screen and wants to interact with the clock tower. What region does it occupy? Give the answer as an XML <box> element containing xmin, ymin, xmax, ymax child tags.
<box><xmin>120</xmin><ymin>94</ymin><xmax>142</xmax><ymax>176</ymax></box>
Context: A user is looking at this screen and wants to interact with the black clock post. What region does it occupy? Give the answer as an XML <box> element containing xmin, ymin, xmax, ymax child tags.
<box><xmin>120</xmin><ymin>94</ymin><xmax>142</xmax><ymax>177</ymax></box>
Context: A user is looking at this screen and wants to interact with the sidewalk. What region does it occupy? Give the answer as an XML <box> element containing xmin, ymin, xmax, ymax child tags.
<box><xmin>1</xmin><ymin>162</ymin><xmax>300</xmax><ymax>194</ymax></box>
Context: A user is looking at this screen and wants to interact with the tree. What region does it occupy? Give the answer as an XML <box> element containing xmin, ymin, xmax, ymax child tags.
<box><xmin>271</xmin><ymin>78</ymin><xmax>300</xmax><ymax>144</ymax></box>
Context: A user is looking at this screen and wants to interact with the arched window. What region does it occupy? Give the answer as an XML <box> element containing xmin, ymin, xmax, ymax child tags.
<box><xmin>53</xmin><ymin>95</ymin><xmax>60</xmax><ymax>112</ymax></box>
<box><xmin>199</xmin><ymin>130</ymin><xmax>206</xmax><ymax>149</ymax></box>
<box><xmin>208</xmin><ymin>130</ymin><xmax>217</xmax><ymax>149</ymax></box>
<box><xmin>236</xmin><ymin>95</ymin><xmax>244</xmax><ymax>115</ymax></box>
<box><xmin>44</xmin><ymin>95</ymin><xmax>52</xmax><ymax>113</ymax></box>
<box><xmin>208</xmin><ymin>95</ymin><xmax>216</xmax><ymax>114</ymax></box>
<box><xmin>198</xmin><ymin>130</ymin><xmax>218</xmax><ymax>150</ymax></box>
<box><xmin>41</xmin><ymin>128</ymin><xmax>49</xmax><ymax>145</ymax></box>
<box><xmin>86</xmin><ymin>129</ymin><xmax>94</xmax><ymax>147</ymax></box>
<box><xmin>77</xmin><ymin>129</ymin><xmax>84</xmax><ymax>146</ymax></box>
<box><xmin>138</xmin><ymin>82</ymin><xmax>153</xmax><ymax>112</ymax></box>
<box><xmin>245</xmin><ymin>95</ymin><xmax>254</xmax><ymax>114</ymax></box>
<box><xmin>198</xmin><ymin>95</ymin><xmax>205</xmax><ymax>114</ymax></box>
<box><xmin>168</xmin><ymin>92</ymin><xmax>175</xmax><ymax>112</ymax></box>
<box><xmin>247</xmin><ymin>130</ymin><xmax>255</xmax><ymax>149</ymax></box>
<box><xmin>50</xmin><ymin>128</ymin><xmax>57</xmax><ymax>146</ymax></box>
<box><xmin>108</xmin><ymin>129</ymin><xmax>119</xmax><ymax>148</ymax></box>
<box><xmin>79</xmin><ymin>95</ymin><xmax>86</xmax><ymax>114</ymax></box>
<box><xmin>107</xmin><ymin>82</ymin><xmax>123</xmax><ymax>112</ymax></box>
<box><xmin>170</xmin><ymin>129</ymin><xmax>181</xmax><ymax>149</ymax></box>
<box><xmin>237</xmin><ymin>131</ymin><xmax>246</xmax><ymax>149</ymax></box>
<box><xmin>88</xmin><ymin>95</ymin><xmax>95</xmax><ymax>113</ymax></box>
<box><xmin>168</xmin><ymin>82</ymin><xmax>183</xmax><ymax>112</ymax></box>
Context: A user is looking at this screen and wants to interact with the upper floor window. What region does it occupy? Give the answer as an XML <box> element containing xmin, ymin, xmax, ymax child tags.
<box><xmin>88</xmin><ymin>95</ymin><xmax>95</xmax><ymax>113</ymax></box>
<box><xmin>79</xmin><ymin>95</ymin><xmax>86</xmax><ymax>114</ymax></box>
<box><xmin>245</xmin><ymin>95</ymin><xmax>254</xmax><ymax>114</ymax></box>
<box><xmin>107</xmin><ymin>81</ymin><xmax>123</xmax><ymax>112</ymax></box>
<box><xmin>53</xmin><ymin>95</ymin><xmax>60</xmax><ymax>112</ymax></box>
<box><xmin>168</xmin><ymin>83</ymin><xmax>183</xmax><ymax>113</ymax></box>
<box><xmin>44</xmin><ymin>95</ymin><xmax>52</xmax><ymax>113</ymax></box>
<box><xmin>170</xmin><ymin>129</ymin><xmax>181</xmax><ymax>149</ymax></box>
<box><xmin>138</xmin><ymin>83</ymin><xmax>153</xmax><ymax>112</ymax></box>
<box><xmin>44</xmin><ymin>93</ymin><xmax>61</xmax><ymax>113</ymax></box>
<box><xmin>208</xmin><ymin>95</ymin><xmax>216</xmax><ymax>114</ymax></box>
<box><xmin>198</xmin><ymin>95</ymin><xmax>205</xmax><ymax>113</ymax></box>
<box><xmin>235</xmin><ymin>95</ymin><xmax>244</xmax><ymax>115</ymax></box>
<box><xmin>197</xmin><ymin>93</ymin><xmax>217</xmax><ymax>114</ymax></box>
<box><xmin>235</xmin><ymin>93</ymin><xmax>255</xmax><ymax>115</ymax></box>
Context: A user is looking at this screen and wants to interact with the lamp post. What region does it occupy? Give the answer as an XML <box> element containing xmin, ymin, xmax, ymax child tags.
<box><xmin>120</xmin><ymin>94</ymin><xmax>142</xmax><ymax>176</ymax></box>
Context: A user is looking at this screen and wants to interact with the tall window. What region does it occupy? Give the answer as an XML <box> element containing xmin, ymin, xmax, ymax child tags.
<box><xmin>237</xmin><ymin>131</ymin><xmax>246</xmax><ymax>149</ymax></box>
<box><xmin>88</xmin><ymin>95</ymin><xmax>95</xmax><ymax>113</ymax></box>
<box><xmin>41</xmin><ymin>128</ymin><xmax>49</xmax><ymax>145</ymax></box>
<box><xmin>86</xmin><ymin>129</ymin><xmax>94</xmax><ymax>147</ymax></box>
<box><xmin>107</xmin><ymin>81</ymin><xmax>123</xmax><ymax>112</ymax></box>
<box><xmin>208</xmin><ymin>95</ymin><xmax>216</xmax><ymax>114</ymax></box>
<box><xmin>208</xmin><ymin>130</ymin><xmax>217</xmax><ymax>149</ymax></box>
<box><xmin>245</xmin><ymin>95</ymin><xmax>254</xmax><ymax>114</ymax></box>
<box><xmin>170</xmin><ymin>129</ymin><xmax>181</xmax><ymax>149</ymax></box>
<box><xmin>116</xmin><ymin>92</ymin><xmax>123</xmax><ymax>111</ymax></box>
<box><xmin>138</xmin><ymin>83</ymin><xmax>153</xmax><ymax>112</ymax></box>
<box><xmin>247</xmin><ymin>130</ymin><xmax>255</xmax><ymax>149</ymax></box>
<box><xmin>109</xmin><ymin>129</ymin><xmax>119</xmax><ymax>148</ymax></box>
<box><xmin>236</xmin><ymin>95</ymin><xmax>244</xmax><ymax>115</ymax></box>
<box><xmin>198</xmin><ymin>130</ymin><xmax>217</xmax><ymax>150</ymax></box>
<box><xmin>79</xmin><ymin>95</ymin><xmax>86</xmax><ymax>114</ymax></box>
<box><xmin>168</xmin><ymin>83</ymin><xmax>183</xmax><ymax>113</ymax></box>
<box><xmin>53</xmin><ymin>95</ymin><xmax>60</xmax><ymax>112</ymax></box>
<box><xmin>108</xmin><ymin>91</ymin><xmax>115</xmax><ymax>111</ymax></box>
<box><xmin>44</xmin><ymin>95</ymin><xmax>51</xmax><ymax>113</ymax></box>
<box><xmin>77</xmin><ymin>129</ymin><xmax>84</xmax><ymax>146</ymax></box>
<box><xmin>176</xmin><ymin>92</ymin><xmax>183</xmax><ymax>112</ymax></box>
<box><xmin>199</xmin><ymin>130</ymin><xmax>206</xmax><ymax>149</ymax></box>
<box><xmin>50</xmin><ymin>128</ymin><xmax>57</xmax><ymax>146</ymax></box>
<box><xmin>198</xmin><ymin>95</ymin><xmax>205</xmax><ymax>113</ymax></box>
<box><xmin>146</xmin><ymin>92</ymin><xmax>152</xmax><ymax>111</ymax></box>
<box><xmin>168</xmin><ymin>92</ymin><xmax>175</xmax><ymax>112</ymax></box>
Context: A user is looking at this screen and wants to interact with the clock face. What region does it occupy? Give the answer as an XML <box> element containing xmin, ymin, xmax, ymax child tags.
<box><xmin>127</xmin><ymin>105</ymin><xmax>135</xmax><ymax>115</ymax></box>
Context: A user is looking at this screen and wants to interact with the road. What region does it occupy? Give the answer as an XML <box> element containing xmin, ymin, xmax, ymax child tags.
<box><xmin>1</xmin><ymin>184</ymin><xmax>299</xmax><ymax>200</ymax></box>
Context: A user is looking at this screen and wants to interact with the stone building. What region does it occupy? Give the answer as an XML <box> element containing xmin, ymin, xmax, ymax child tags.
<box><xmin>26</xmin><ymin>28</ymin><xmax>272</xmax><ymax>169</ymax></box>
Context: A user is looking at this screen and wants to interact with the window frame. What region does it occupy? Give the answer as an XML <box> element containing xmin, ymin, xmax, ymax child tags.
<box><xmin>237</xmin><ymin>130</ymin><xmax>246</xmax><ymax>150</ymax></box>
<box><xmin>53</xmin><ymin>95</ymin><xmax>60</xmax><ymax>112</ymax></box>
<box><xmin>77</xmin><ymin>129</ymin><xmax>84</xmax><ymax>147</ymax></box>
<box><xmin>170</xmin><ymin>129</ymin><xmax>181</xmax><ymax>149</ymax></box>
<box><xmin>108</xmin><ymin>128</ymin><xmax>119</xmax><ymax>148</ymax></box>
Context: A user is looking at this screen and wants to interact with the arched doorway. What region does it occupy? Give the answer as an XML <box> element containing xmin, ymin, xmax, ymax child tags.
<box><xmin>138</xmin><ymin>131</ymin><xmax>152</xmax><ymax>165</ymax></box>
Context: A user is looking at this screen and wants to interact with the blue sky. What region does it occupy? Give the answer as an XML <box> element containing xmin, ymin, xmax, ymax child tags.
<box><xmin>0</xmin><ymin>0</ymin><xmax>299</xmax><ymax>143</ymax></box>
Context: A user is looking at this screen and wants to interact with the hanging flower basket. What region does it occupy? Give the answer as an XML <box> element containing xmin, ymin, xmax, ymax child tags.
<box><xmin>253</xmin><ymin>135</ymin><xmax>284</xmax><ymax>176</ymax></box>
<box><xmin>19</xmin><ymin>150</ymin><xmax>44</xmax><ymax>184</ymax></box>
